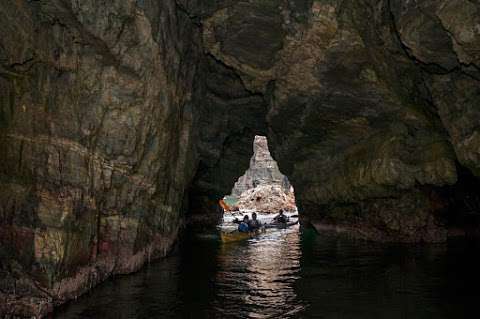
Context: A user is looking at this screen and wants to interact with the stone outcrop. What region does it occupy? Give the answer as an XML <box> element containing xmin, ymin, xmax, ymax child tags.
<box><xmin>228</xmin><ymin>135</ymin><xmax>295</xmax><ymax>213</ymax></box>
<box><xmin>236</xmin><ymin>184</ymin><xmax>296</xmax><ymax>214</ymax></box>
<box><xmin>231</xmin><ymin>136</ymin><xmax>290</xmax><ymax>197</ymax></box>
<box><xmin>199</xmin><ymin>0</ymin><xmax>480</xmax><ymax>242</ymax></box>
<box><xmin>1</xmin><ymin>0</ymin><xmax>480</xmax><ymax>316</ymax></box>
<box><xmin>0</xmin><ymin>0</ymin><xmax>202</xmax><ymax>316</ymax></box>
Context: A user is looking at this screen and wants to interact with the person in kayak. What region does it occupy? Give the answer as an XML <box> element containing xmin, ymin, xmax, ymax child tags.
<box><xmin>273</xmin><ymin>209</ymin><xmax>289</xmax><ymax>223</ymax></box>
<box><xmin>237</xmin><ymin>215</ymin><xmax>250</xmax><ymax>232</ymax></box>
<box><xmin>248</xmin><ymin>212</ymin><xmax>262</xmax><ymax>231</ymax></box>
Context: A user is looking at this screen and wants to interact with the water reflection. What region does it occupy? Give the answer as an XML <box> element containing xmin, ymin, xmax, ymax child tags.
<box><xmin>214</xmin><ymin>226</ymin><xmax>304</xmax><ymax>318</ymax></box>
<box><xmin>54</xmin><ymin>227</ymin><xmax>480</xmax><ymax>319</ymax></box>
<box><xmin>54</xmin><ymin>255</ymin><xmax>182</xmax><ymax>318</ymax></box>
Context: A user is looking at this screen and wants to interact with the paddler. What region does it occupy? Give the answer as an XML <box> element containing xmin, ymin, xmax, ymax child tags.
<box><xmin>237</xmin><ymin>215</ymin><xmax>250</xmax><ymax>232</ymax></box>
<box><xmin>273</xmin><ymin>209</ymin><xmax>289</xmax><ymax>223</ymax></box>
<box><xmin>248</xmin><ymin>212</ymin><xmax>262</xmax><ymax>231</ymax></box>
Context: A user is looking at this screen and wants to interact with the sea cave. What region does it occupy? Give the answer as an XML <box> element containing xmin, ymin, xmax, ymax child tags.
<box><xmin>1</xmin><ymin>1</ymin><xmax>480</xmax><ymax>318</ymax></box>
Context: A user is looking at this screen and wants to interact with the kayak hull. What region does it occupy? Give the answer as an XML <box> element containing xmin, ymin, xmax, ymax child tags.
<box><xmin>220</xmin><ymin>229</ymin><xmax>263</xmax><ymax>243</ymax></box>
<box><xmin>264</xmin><ymin>220</ymin><xmax>299</xmax><ymax>229</ymax></box>
<box><xmin>220</xmin><ymin>220</ymin><xmax>299</xmax><ymax>243</ymax></box>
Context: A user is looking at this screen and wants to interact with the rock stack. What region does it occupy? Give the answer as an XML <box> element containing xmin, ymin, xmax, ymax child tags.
<box><xmin>230</xmin><ymin>136</ymin><xmax>296</xmax><ymax>213</ymax></box>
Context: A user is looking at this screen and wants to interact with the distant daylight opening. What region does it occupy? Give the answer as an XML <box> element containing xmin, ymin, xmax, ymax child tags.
<box><xmin>218</xmin><ymin>136</ymin><xmax>298</xmax><ymax>241</ymax></box>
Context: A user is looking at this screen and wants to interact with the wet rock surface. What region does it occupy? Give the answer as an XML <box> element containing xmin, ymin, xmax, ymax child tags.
<box><xmin>0</xmin><ymin>0</ymin><xmax>201</xmax><ymax>316</ymax></box>
<box><xmin>199</xmin><ymin>0</ymin><xmax>479</xmax><ymax>242</ymax></box>
<box><xmin>1</xmin><ymin>0</ymin><xmax>480</xmax><ymax>316</ymax></box>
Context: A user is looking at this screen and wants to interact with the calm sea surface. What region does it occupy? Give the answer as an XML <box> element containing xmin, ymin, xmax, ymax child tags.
<box><xmin>55</xmin><ymin>225</ymin><xmax>480</xmax><ymax>318</ymax></box>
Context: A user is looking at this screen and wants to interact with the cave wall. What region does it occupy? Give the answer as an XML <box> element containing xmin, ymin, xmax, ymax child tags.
<box><xmin>186</xmin><ymin>56</ymin><xmax>268</xmax><ymax>227</ymax></box>
<box><xmin>0</xmin><ymin>0</ymin><xmax>202</xmax><ymax>315</ymax></box>
<box><xmin>199</xmin><ymin>0</ymin><xmax>480</xmax><ymax>242</ymax></box>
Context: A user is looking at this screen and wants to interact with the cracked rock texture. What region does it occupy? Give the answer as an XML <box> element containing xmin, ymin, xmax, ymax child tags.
<box><xmin>236</xmin><ymin>184</ymin><xmax>297</xmax><ymax>214</ymax></box>
<box><xmin>231</xmin><ymin>135</ymin><xmax>291</xmax><ymax>197</ymax></box>
<box><xmin>1</xmin><ymin>0</ymin><xmax>480</xmax><ymax>317</ymax></box>
<box><xmin>0</xmin><ymin>0</ymin><xmax>201</xmax><ymax>316</ymax></box>
<box><xmin>200</xmin><ymin>0</ymin><xmax>479</xmax><ymax>242</ymax></box>
<box><xmin>230</xmin><ymin>135</ymin><xmax>295</xmax><ymax>213</ymax></box>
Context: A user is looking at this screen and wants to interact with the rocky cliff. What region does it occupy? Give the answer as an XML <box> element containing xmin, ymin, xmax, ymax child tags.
<box><xmin>0</xmin><ymin>0</ymin><xmax>202</xmax><ymax>316</ymax></box>
<box><xmin>229</xmin><ymin>135</ymin><xmax>295</xmax><ymax>213</ymax></box>
<box><xmin>199</xmin><ymin>0</ymin><xmax>480</xmax><ymax>242</ymax></box>
<box><xmin>232</xmin><ymin>135</ymin><xmax>291</xmax><ymax>197</ymax></box>
<box><xmin>1</xmin><ymin>0</ymin><xmax>480</xmax><ymax>317</ymax></box>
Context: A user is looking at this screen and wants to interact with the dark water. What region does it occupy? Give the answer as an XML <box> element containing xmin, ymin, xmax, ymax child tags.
<box><xmin>55</xmin><ymin>226</ymin><xmax>480</xmax><ymax>318</ymax></box>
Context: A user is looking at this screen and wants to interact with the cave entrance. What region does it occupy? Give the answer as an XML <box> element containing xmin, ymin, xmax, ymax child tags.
<box><xmin>218</xmin><ymin>135</ymin><xmax>298</xmax><ymax>231</ymax></box>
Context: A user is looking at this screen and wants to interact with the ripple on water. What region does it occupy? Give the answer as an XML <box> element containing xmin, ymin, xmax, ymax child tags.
<box><xmin>213</xmin><ymin>226</ymin><xmax>306</xmax><ymax>319</ymax></box>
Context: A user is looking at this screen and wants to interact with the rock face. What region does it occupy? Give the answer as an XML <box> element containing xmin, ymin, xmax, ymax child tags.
<box><xmin>229</xmin><ymin>135</ymin><xmax>295</xmax><ymax>213</ymax></box>
<box><xmin>236</xmin><ymin>184</ymin><xmax>297</xmax><ymax>214</ymax></box>
<box><xmin>232</xmin><ymin>136</ymin><xmax>291</xmax><ymax>197</ymax></box>
<box><xmin>1</xmin><ymin>0</ymin><xmax>480</xmax><ymax>316</ymax></box>
<box><xmin>0</xmin><ymin>0</ymin><xmax>202</xmax><ymax>316</ymax></box>
<box><xmin>200</xmin><ymin>0</ymin><xmax>480</xmax><ymax>243</ymax></box>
